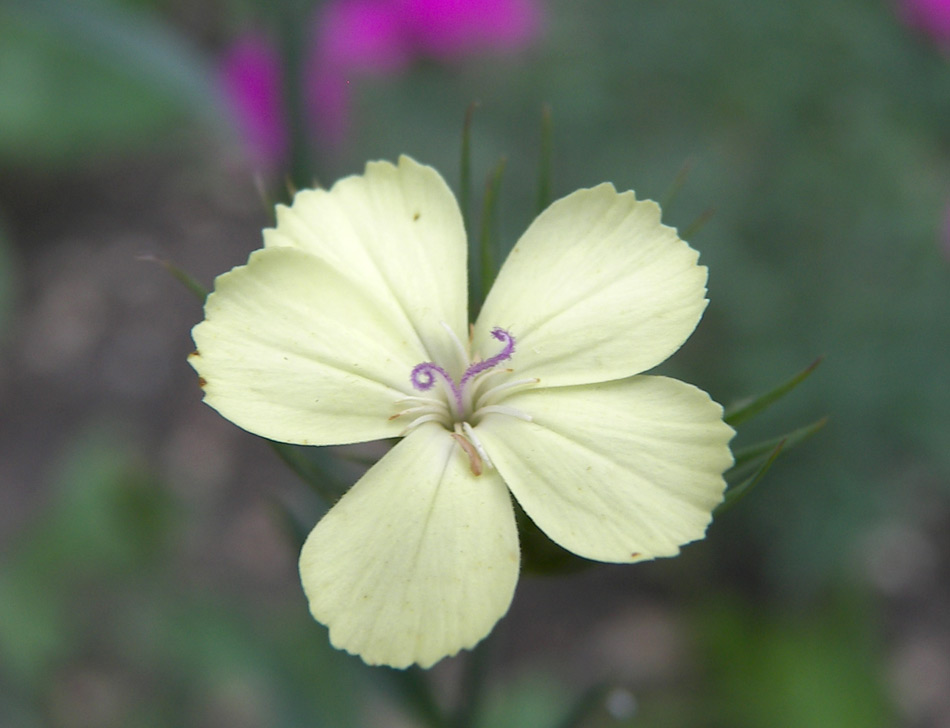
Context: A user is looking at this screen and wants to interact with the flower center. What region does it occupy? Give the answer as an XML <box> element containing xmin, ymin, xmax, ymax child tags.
<box><xmin>391</xmin><ymin>326</ymin><xmax>537</xmax><ymax>474</ymax></box>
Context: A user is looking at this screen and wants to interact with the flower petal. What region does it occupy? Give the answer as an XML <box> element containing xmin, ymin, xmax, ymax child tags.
<box><xmin>299</xmin><ymin>424</ymin><xmax>520</xmax><ymax>668</ymax></box>
<box><xmin>475</xmin><ymin>376</ymin><xmax>734</xmax><ymax>562</ymax></box>
<box><xmin>265</xmin><ymin>155</ymin><xmax>469</xmax><ymax>374</ymax></box>
<box><xmin>474</xmin><ymin>185</ymin><xmax>707</xmax><ymax>385</ymax></box>
<box><xmin>191</xmin><ymin>246</ymin><xmax>430</xmax><ymax>446</ymax></box>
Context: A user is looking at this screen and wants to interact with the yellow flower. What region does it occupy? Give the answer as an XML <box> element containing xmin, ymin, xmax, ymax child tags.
<box><xmin>190</xmin><ymin>156</ymin><xmax>734</xmax><ymax>669</ymax></box>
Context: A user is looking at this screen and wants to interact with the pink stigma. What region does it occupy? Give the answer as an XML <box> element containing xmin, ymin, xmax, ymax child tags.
<box><xmin>410</xmin><ymin>327</ymin><xmax>516</xmax><ymax>415</ymax></box>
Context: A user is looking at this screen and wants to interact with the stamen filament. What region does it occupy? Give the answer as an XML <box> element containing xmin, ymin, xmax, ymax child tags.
<box><xmin>475</xmin><ymin>404</ymin><xmax>533</xmax><ymax>421</ymax></box>
<box><xmin>399</xmin><ymin>413</ymin><xmax>445</xmax><ymax>436</ymax></box>
<box><xmin>461</xmin><ymin>422</ymin><xmax>494</xmax><ymax>470</ymax></box>
<box><xmin>450</xmin><ymin>432</ymin><xmax>483</xmax><ymax>476</ymax></box>
<box><xmin>389</xmin><ymin>404</ymin><xmax>449</xmax><ymax>421</ymax></box>
<box><xmin>475</xmin><ymin>377</ymin><xmax>540</xmax><ymax>408</ymax></box>
<box><xmin>441</xmin><ymin>321</ymin><xmax>470</xmax><ymax>372</ymax></box>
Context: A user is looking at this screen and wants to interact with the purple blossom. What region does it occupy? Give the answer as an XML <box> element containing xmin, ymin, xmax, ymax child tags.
<box><xmin>220</xmin><ymin>0</ymin><xmax>543</xmax><ymax>170</ymax></box>
<box><xmin>897</xmin><ymin>0</ymin><xmax>950</xmax><ymax>49</ymax></box>
<box><xmin>219</xmin><ymin>35</ymin><xmax>288</xmax><ymax>170</ymax></box>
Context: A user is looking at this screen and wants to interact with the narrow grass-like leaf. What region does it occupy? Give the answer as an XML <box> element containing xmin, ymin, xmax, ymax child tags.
<box><xmin>725</xmin><ymin>357</ymin><xmax>824</xmax><ymax>426</ymax></box>
<box><xmin>276</xmin><ymin>2</ymin><xmax>316</xmax><ymax>192</ymax></box>
<box><xmin>716</xmin><ymin>440</ymin><xmax>785</xmax><ymax>515</ymax></box>
<box><xmin>681</xmin><ymin>207</ymin><xmax>716</xmax><ymax>239</ymax></box>
<box><xmin>478</xmin><ymin>156</ymin><xmax>507</xmax><ymax>303</ymax></box>
<box><xmin>139</xmin><ymin>255</ymin><xmax>208</xmax><ymax>302</ymax></box>
<box><xmin>268</xmin><ymin>498</ymin><xmax>312</xmax><ymax>550</ymax></box>
<box><xmin>730</xmin><ymin>417</ymin><xmax>828</xmax><ymax>475</ymax></box>
<box><xmin>451</xmin><ymin>638</ymin><xmax>492</xmax><ymax>728</ymax></box>
<box><xmin>536</xmin><ymin>103</ymin><xmax>554</xmax><ymax>215</ymax></box>
<box><xmin>661</xmin><ymin>157</ymin><xmax>695</xmax><ymax>211</ymax></box>
<box><xmin>268</xmin><ymin>442</ymin><xmax>348</xmax><ymax>507</ymax></box>
<box><xmin>460</xmin><ymin>102</ymin><xmax>479</xmax><ymax>236</ymax></box>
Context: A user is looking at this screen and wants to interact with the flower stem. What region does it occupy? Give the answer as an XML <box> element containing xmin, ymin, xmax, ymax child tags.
<box><xmin>451</xmin><ymin>637</ymin><xmax>492</xmax><ymax>728</ymax></box>
<box><xmin>536</xmin><ymin>103</ymin><xmax>554</xmax><ymax>214</ymax></box>
<box><xmin>478</xmin><ymin>156</ymin><xmax>507</xmax><ymax>305</ymax></box>
<box><xmin>275</xmin><ymin>0</ymin><xmax>317</xmax><ymax>191</ymax></box>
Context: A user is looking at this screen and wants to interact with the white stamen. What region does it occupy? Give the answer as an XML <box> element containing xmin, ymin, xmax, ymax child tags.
<box><xmin>395</xmin><ymin>395</ymin><xmax>449</xmax><ymax>408</ymax></box>
<box><xmin>389</xmin><ymin>403</ymin><xmax>449</xmax><ymax>421</ymax></box>
<box><xmin>441</xmin><ymin>321</ymin><xmax>470</xmax><ymax>371</ymax></box>
<box><xmin>461</xmin><ymin>422</ymin><xmax>494</xmax><ymax>470</ymax></box>
<box><xmin>475</xmin><ymin>377</ymin><xmax>540</xmax><ymax>408</ymax></box>
<box><xmin>475</xmin><ymin>404</ymin><xmax>533</xmax><ymax>421</ymax></box>
<box><xmin>399</xmin><ymin>413</ymin><xmax>444</xmax><ymax>436</ymax></box>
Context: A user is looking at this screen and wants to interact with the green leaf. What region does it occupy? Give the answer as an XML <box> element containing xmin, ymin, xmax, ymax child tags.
<box><xmin>140</xmin><ymin>255</ymin><xmax>209</xmax><ymax>302</ymax></box>
<box><xmin>729</xmin><ymin>417</ymin><xmax>828</xmax><ymax>478</ymax></box>
<box><xmin>477</xmin><ymin>156</ymin><xmax>507</xmax><ymax>304</ymax></box>
<box><xmin>696</xmin><ymin>592</ymin><xmax>896</xmax><ymax>728</ymax></box>
<box><xmin>680</xmin><ymin>207</ymin><xmax>716</xmax><ymax>239</ymax></box>
<box><xmin>460</xmin><ymin>101</ymin><xmax>480</xmax><ymax>237</ymax></box>
<box><xmin>8</xmin><ymin>0</ymin><xmax>223</xmax><ymax>122</ymax></box>
<box><xmin>717</xmin><ymin>440</ymin><xmax>785</xmax><ymax>515</ymax></box>
<box><xmin>725</xmin><ymin>357</ymin><xmax>823</xmax><ymax>426</ymax></box>
<box><xmin>536</xmin><ymin>103</ymin><xmax>554</xmax><ymax>215</ymax></box>
<box><xmin>1</xmin><ymin>0</ymin><xmax>226</xmax><ymax>165</ymax></box>
<box><xmin>267</xmin><ymin>441</ymin><xmax>350</xmax><ymax>508</ymax></box>
<box><xmin>660</xmin><ymin>157</ymin><xmax>696</xmax><ymax>211</ymax></box>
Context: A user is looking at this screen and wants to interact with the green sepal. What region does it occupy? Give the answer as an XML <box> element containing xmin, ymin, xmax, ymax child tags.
<box><xmin>729</xmin><ymin>417</ymin><xmax>828</xmax><ymax>479</ymax></box>
<box><xmin>717</xmin><ymin>440</ymin><xmax>785</xmax><ymax>515</ymax></box>
<box><xmin>267</xmin><ymin>441</ymin><xmax>350</xmax><ymax>508</ymax></box>
<box><xmin>140</xmin><ymin>255</ymin><xmax>208</xmax><ymax>302</ymax></box>
<box><xmin>725</xmin><ymin>357</ymin><xmax>823</xmax><ymax>426</ymax></box>
<box><xmin>717</xmin><ymin>417</ymin><xmax>826</xmax><ymax>514</ymax></box>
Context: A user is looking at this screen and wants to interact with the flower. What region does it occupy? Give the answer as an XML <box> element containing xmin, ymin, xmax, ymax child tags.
<box><xmin>219</xmin><ymin>0</ymin><xmax>543</xmax><ymax>169</ymax></box>
<box><xmin>219</xmin><ymin>34</ymin><xmax>289</xmax><ymax>170</ymax></box>
<box><xmin>189</xmin><ymin>156</ymin><xmax>734</xmax><ymax>668</ymax></box>
<box><xmin>896</xmin><ymin>0</ymin><xmax>950</xmax><ymax>49</ymax></box>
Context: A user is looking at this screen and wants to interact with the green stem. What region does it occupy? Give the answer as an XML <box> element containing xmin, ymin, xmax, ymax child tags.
<box><xmin>536</xmin><ymin>103</ymin><xmax>554</xmax><ymax>214</ymax></box>
<box><xmin>276</xmin><ymin>0</ymin><xmax>317</xmax><ymax>192</ymax></box>
<box><xmin>386</xmin><ymin>668</ymin><xmax>451</xmax><ymax>728</ymax></box>
<box><xmin>452</xmin><ymin>636</ymin><xmax>493</xmax><ymax>728</ymax></box>
<box><xmin>460</xmin><ymin>102</ymin><xmax>480</xmax><ymax>237</ymax></box>
<box><xmin>478</xmin><ymin>157</ymin><xmax>507</xmax><ymax>306</ymax></box>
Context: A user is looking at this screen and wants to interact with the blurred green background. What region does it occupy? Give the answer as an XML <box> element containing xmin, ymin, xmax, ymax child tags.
<box><xmin>1</xmin><ymin>0</ymin><xmax>948</xmax><ymax>726</ymax></box>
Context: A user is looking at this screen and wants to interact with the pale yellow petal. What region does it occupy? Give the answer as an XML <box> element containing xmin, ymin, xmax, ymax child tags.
<box><xmin>474</xmin><ymin>185</ymin><xmax>707</xmax><ymax>386</ymax></box>
<box><xmin>475</xmin><ymin>376</ymin><xmax>733</xmax><ymax>562</ymax></box>
<box><xmin>266</xmin><ymin>156</ymin><xmax>469</xmax><ymax>375</ymax></box>
<box><xmin>191</xmin><ymin>246</ymin><xmax>427</xmax><ymax>446</ymax></box>
<box><xmin>299</xmin><ymin>424</ymin><xmax>520</xmax><ymax>668</ymax></box>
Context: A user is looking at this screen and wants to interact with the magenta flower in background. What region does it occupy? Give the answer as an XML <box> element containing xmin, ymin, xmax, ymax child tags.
<box><xmin>402</xmin><ymin>0</ymin><xmax>542</xmax><ymax>58</ymax></box>
<box><xmin>220</xmin><ymin>35</ymin><xmax>288</xmax><ymax>170</ymax></box>
<box><xmin>318</xmin><ymin>0</ymin><xmax>413</xmax><ymax>73</ymax></box>
<box><xmin>219</xmin><ymin>0</ymin><xmax>543</xmax><ymax>171</ymax></box>
<box><xmin>897</xmin><ymin>0</ymin><xmax>950</xmax><ymax>48</ymax></box>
